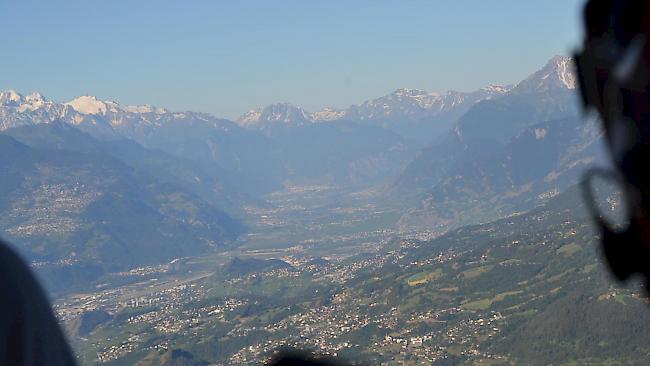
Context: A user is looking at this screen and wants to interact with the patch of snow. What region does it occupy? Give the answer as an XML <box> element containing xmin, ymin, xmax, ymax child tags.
<box><xmin>311</xmin><ymin>107</ymin><xmax>345</xmax><ymax>122</ymax></box>
<box><xmin>25</xmin><ymin>92</ymin><xmax>44</xmax><ymax>102</ymax></box>
<box><xmin>125</xmin><ymin>104</ymin><xmax>154</xmax><ymax>114</ymax></box>
<box><xmin>238</xmin><ymin>108</ymin><xmax>263</xmax><ymax>125</ymax></box>
<box><xmin>557</xmin><ymin>57</ymin><xmax>576</xmax><ymax>89</ymax></box>
<box><xmin>481</xmin><ymin>84</ymin><xmax>511</xmax><ymax>93</ymax></box>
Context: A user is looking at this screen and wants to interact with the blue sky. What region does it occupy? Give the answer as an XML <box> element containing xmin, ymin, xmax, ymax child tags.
<box><xmin>0</xmin><ymin>1</ymin><xmax>584</xmax><ymax>119</ymax></box>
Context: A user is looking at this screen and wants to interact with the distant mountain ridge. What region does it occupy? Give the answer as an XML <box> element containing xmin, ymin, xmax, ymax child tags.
<box><xmin>0</xmin><ymin>56</ymin><xmax>571</xmax><ymax>145</ymax></box>
<box><xmin>391</xmin><ymin>55</ymin><xmax>602</xmax><ymax>232</ymax></box>
<box><xmin>0</xmin><ymin>84</ymin><xmax>427</xmax><ymax>188</ymax></box>
<box><xmin>235</xmin><ymin>85</ymin><xmax>512</xmax><ymax>143</ymax></box>
<box><xmin>0</xmin><ymin>84</ymin><xmax>508</xmax><ymax>136</ymax></box>
<box><xmin>237</xmin><ymin>86</ymin><xmax>511</xmax><ymax>126</ymax></box>
<box><xmin>395</xmin><ymin>56</ymin><xmax>579</xmax><ymax>193</ymax></box>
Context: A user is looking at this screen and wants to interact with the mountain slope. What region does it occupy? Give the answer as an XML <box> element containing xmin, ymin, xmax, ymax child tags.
<box><xmin>0</xmin><ymin>134</ymin><xmax>244</xmax><ymax>294</ymax></box>
<box><xmin>394</xmin><ymin>56</ymin><xmax>580</xmax><ymax>197</ymax></box>
<box><xmin>392</xmin><ymin>56</ymin><xmax>591</xmax><ymax>231</ymax></box>
<box><xmin>398</xmin><ymin>117</ymin><xmax>607</xmax><ymax>231</ymax></box>
<box><xmin>2</xmin><ymin>122</ymin><xmax>252</xmax><ymax>214</ymax></box>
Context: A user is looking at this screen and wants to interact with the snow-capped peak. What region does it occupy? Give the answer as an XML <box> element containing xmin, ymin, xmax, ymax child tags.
<box><xmin>25</xmin><ymin>92</ymin><xmax>44</xmax><ymax>102</ymax></box>
<box><xmin>259</xmin><ymin>103</ymin><xmax>310</xmax><ymax>124</ymax></box>
<box><xmin>0</xmin><ymin>90</ymin><xmax>54</xmax><ymax>113</ymax></box>
<box><xmin>0</xmin><ymin>90</ymin><xmax>235</xmax><ymax>134</ymax></box>
<box><xmin>514</xmin><ymin>55</ymin><xmax>577</xmax><ymax>93</ymax></box>
<box><xmin>343</xmin><ymin>83</ymin><xmax>513</xmax><ymax>122</ymax></box>
<box><xmin>65</xmin><ymin>95</ymin><xmax>110</xmax><ymax>115</ymax></box>
<box><xmin>237</xmin><ymin>103</ymin><xmax>312</xmax><ymax>128</ymax></box>
<box><xmin>238</xmin><ymin>108</ymin><xmax>263</xmax><ymax>125</ymax></box>
<box><xmin>0</xmin><ymin>90</ymin><xmax>23</xmax><ymax>104</ymax></box>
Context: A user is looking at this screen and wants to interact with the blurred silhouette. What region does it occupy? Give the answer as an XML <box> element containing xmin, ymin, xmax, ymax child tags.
<box><xmin>0</xmin><ymin>240</ymin><xmax>76</xmax><ymax>365</ymax></box>
<box><xmin>268</xmin><ymin>348</ymin><xmax>349</xmax><ymax>366</ymax></box>
<box><xmin>575</xmin><ymin>0</ymin><xmax>650</xmax><ymax>291</ymax></box>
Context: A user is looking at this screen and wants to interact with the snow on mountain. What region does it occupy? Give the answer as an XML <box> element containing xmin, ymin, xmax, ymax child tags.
<box><xmin>65</xmin><ymin>95</ymin><xmax>120</xmax><ymax>115</ymax></box>
<box><xmin>343</xmin><ymin>85</ymin><xmax>511</xmax><ymax>123</ymax></box>
<box><xmin>311</xmin><ymin>107</ymin><xmax>345</xmax><ymax>122</ymax></box>
<box><xmin>238</xmin><ymin>84</ymin><xmax>512</xmax><ymax>131</ymax></box>
<box><xmin>0</xmin><ymin>55</ymin><xmax>576</xmax><ymax>136</ymax></box>
<box><xmin>0</xmin><ymin>90</ymin><xmax>23</xmax><ymax>105</ymax></box>
<box><xmin>0</xmin><ymin>91</ymin><xmax>233</xmax><ymax>139</ymax></box>
<box><xmin>481</xmin><ymin>84</ymin><xmax>512</xmax><ymax>93</ymax></box>
<box><xmin>238</xmin><ymin>108</ymin><xmax>262</xmax><ymax>126</ymax></box>
<box><xmin>237</xmin><ymin>103</ymin><xmax>311</xmax><ymax>128</ymax></box>
<box><xmin>0</xmin><ymin>90</ymin><xmax>73</xmax><ymax>130</ymax></box>
<box><xmin>342</xmin><ymin>56</ymin><xmax>575</xmax><ymax>125</ymax></box>
<box><xmin>513</xmin><ymin>55</ymin><xmax>576</xmax><ymax>93</ymax></box>
<box><xmin>16</xmin><ymin>92</ymin><xmax>48</xmax><ymax>112</ymax></box>
<box><xmin>123</xmin><ymin>104</ymin><xmax>168</xmax><ymax>114</ymax></box>
<box><xmin>64</xmin><ymin>95</ymin><xmax>169</xmax><ymax>116</ymax></box>
<box><xmin>262</xmin><ymin>103</ymin><xmax>310</xmax><ymax>124</ymax></box>
<box><xmin>556</xmin><ymin>56</ymin><xmax>577</xmax><ymax>89</ymax></box>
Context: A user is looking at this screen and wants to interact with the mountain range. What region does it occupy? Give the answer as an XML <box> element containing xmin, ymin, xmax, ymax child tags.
<box><xmin>0</xmin><ymin>55</ymin><xmax>604</xmax><ymax>294</ymax></box>
<box><xmin>236</xmin><ymin>86</ymin><xmax>511</xmax><ymax>144</ymax></box>
<box><xmin>392</xmin><ymin>55</ymin><xmax>602</xmax><ymax>232</ymax></box>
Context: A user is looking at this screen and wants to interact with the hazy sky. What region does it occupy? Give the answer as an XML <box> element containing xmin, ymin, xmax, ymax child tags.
<box><xmin>1</xmin><ymin>0</ymin><xmax>584</xmax><ymax>119</ymax></box>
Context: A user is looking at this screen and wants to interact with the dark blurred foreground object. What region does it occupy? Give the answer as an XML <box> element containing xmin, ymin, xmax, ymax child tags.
<box><xmin>575</xmin><ymin>0</ymin><xmax>650</xmax><ymax>291</ymax></box>
<box><xmin>268</xmin><ymin>348</ymin><xmax>350</xmax><ymax>366</ymax></box>
<box><xmin>0</xmin><ymin>239</ymin><xmax>76</xmax><ymax>365</ymax></box>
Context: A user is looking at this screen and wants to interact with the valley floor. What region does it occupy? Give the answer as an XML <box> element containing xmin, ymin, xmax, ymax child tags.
<box><xmin>53</xmin><ymin>184</ymin><xmax>650</xmax><ymax>366</ymax></box>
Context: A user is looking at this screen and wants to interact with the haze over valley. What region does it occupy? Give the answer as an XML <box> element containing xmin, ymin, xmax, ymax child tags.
<box><xmin>1</xmin><ymin>55</ymin><xmax>642</xmax><ymax>365</ymax></box>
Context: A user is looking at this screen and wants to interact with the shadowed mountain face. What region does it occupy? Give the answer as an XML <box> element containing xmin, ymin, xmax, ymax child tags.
<box><xmin>136</xmin><ymin>349</ymin><xmax>208</xmax><ymax>366</ymax></box>
<box><xmin>2</xmin><ymin>122</ymin><xmax>252</xmax><ymax>214</ymax></box>
<box><xmin>0</xmin><ymin>133</ymin><xmax>244</xmax><ymax>294</ymax></box>
<box><xmin>65</xmin><ymin>309</ymin><xmax>112</xmax><ymax>338</ymax></box>
<box><xmin>397</xmin><ymin>117</ymin><xmax>608</xmax><ymax>231</ymax></box>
